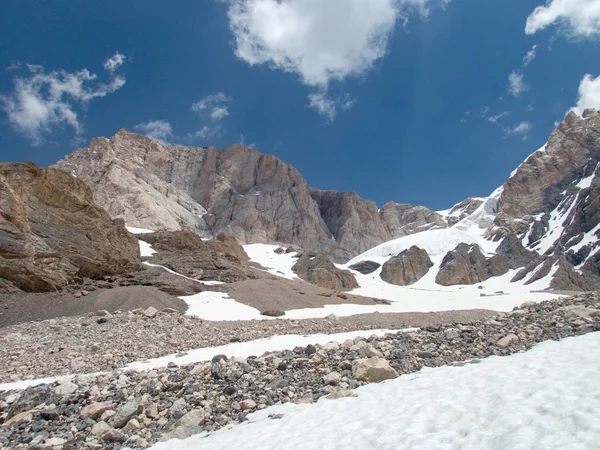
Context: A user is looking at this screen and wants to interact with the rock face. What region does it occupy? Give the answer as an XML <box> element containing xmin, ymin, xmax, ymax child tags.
<box><xmin>140</xmin><ymin>231</ymin><xmax>256</xmax><ymax>283</ymax></box>
<box><xmin>0</xmin><ymin>163</ymin><xmax>140</xmax><ymax>292</ymax></box>
<box><xmin>436</xmin><ymin>243</ymin><xmax>507</xmax><ymax>286</ymax></box>
<box><xmin>379</xmin><ymin>202</ymin><xmax>447</xmax><ymax>237</ymax></box>
<box><xmin>380</xmin><ymin>246</ymin><xmax>433</xmax><ymax>286</ymax></box>
<box><xmin>292</xmin><ymin>252</ymin><xmax>359</xmax><ymax>290</ymax></box>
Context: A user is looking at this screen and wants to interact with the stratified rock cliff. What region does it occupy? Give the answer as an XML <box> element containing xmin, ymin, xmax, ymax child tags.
<box><xmin>0</xmin><ymin>163</ymin><xmax>140</xmax><ymax>292</ymax></box>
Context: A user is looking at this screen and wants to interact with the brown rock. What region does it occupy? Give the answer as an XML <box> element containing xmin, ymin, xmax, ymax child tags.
<box><xmin>292</xmin><ymin>253</ymin><xmax>358</xmax><ymax>290</ymax></box>
<box><xmin>0</xmin><ymin>163</ymin><xmax>140</xmax><ymax>292</ymax></box>
<box><xmin>380</xmin><ymin>246</ymin><xmax>433</xmax><ymax>286</ymax></box>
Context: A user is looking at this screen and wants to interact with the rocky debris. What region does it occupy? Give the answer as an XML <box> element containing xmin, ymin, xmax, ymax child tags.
<box><xmin>292</xmin><ymin>252</ymin><xmax>358</xmax><ymax>290</ymax></box>
<box><xmin>0</xmin><ymin>293</ymin><xmax>598</xmax><ymax>449</ymax></box>
<box><xmin>380</xmin><ymin>246</ymin><xmax>433</xmax><ymax>286</ymax></box>
<box><xmin>0</xmin><ymin>163</ymin><xmax>141</xmax><ymax>292</ymax></box>
<box><xmin>379</xmin><ymin>202</ymin><xmax>447</xmax><ymax>238</ymax></box>
<box><xmin>436</xmin><ymin>244</ymin><xmax>507</xmax><ymax>286</ymax></box>
<box><xmin>0</xmin><ymin>308</ymin><xmax>497</xmax><ymax>384</ymax></box>
<box><xmin>348</xmin><ymin>261</ymin><xmax>380</xmax><ymax>275</ymax></box>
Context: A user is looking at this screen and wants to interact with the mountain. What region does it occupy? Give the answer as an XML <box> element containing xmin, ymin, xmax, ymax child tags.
<box><xmin>54</xmin><ymin>109</ymin><xmax>600</xmax><ymax>291</ymax></box>
<box><xmin>55</xmin><ymin>130</ymin><xmax>442</xmax><ymax>261</ymax></box>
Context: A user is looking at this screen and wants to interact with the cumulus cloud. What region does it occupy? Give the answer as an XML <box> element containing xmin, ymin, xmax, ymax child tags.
<box><xmin>505</xmin><ymin>121</ymin><xmax>533</xmax><ymax>140</ymax></box>
<box><xmin>134</xmin><ymin>120</ymin><xmax>173</xmax><ymax>143</ymax></box>
<box><xmin>508</xmin><ymin>71</ymin><xmax>527</xmax><ymax>97</ymax></box>
<box><xmin>570</xmin><ymin>73</ymin><xmax>600</xmax><ymax>115</ymax></box>
<box><xmin>0</xmin><ymin>57</ymin><xmax>127</xmax><ymax>145</ymax></box>
<box><xmin>526</xmin><ymin>0</ymin><xmax>600</xmax><ymax>38</ymax></box>
<box><xmin>226</xmin><ymin>0</ymin><xmax>445</xmax><ymax>120</ymax></box>
<box><xmin>103</xmin><ymin>52</ymin><xmax>127</xmax><ymax>73</ymax></box>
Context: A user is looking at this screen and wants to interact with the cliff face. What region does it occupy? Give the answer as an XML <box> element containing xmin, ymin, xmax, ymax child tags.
<box><xmin>55</xmin><ymin>130</ymin><xmax>446</xmax><ymax>261</ymax></box>
<box><xmin>0</xmin><ymin>163</ymin><xmax>140</xmax><ymax>292</ymax></box>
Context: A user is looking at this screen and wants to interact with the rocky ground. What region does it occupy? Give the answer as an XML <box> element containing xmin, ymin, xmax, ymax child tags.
<box><xmin>0</xmin><ymin>293</ymin><xmax>598</xmax><ymax>449</ymax></box>
<box><xmin>0</xmin><ymin>309</ymin><xmax>497</xmax><ymax>383</ymax></box>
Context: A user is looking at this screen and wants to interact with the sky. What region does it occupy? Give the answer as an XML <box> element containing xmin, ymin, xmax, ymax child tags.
<box><xmin>1</xmin><ymin>0</ymin><xmax>600</xmax><ymax>211</ymax></box>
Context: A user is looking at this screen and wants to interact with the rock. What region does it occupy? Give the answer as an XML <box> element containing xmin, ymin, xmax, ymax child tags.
<box><xmin>0</xmin><ymin>162</ymin><xmax>141</xmax><ymax>292</ymax></box>
<box><xmin>143</xmin><ymin>306</ymin><xmax>159</xmax><ymax>318</ymax></box>
<box><xmin>436</xmin><ymin>243</ymin><xmax>507</xmax><ymax>286</ymax></box>
<box><xmin>379</xmin><ymin>202</ymin><xmax>448</xmax><ymax>238</ymax></box>
<box><xmin>176</xmin><ymin>409</ymin><xmax>205</xmax><ymax>427</ymax></box>
<box><xmin>80</xmin><ymin>402</ymin><xmax>113</xmax><ymax>420</ymax></box>
<box><xmin>348</xmin><ymin>260</ymin><xmax>381</xmax><ymax>275</ymax></box>
<box><xmin>240</xmin><ymin>399</ymin><xmax>257</xmax><ymax>411</ymax></box>
<box><xmin>444</xmin><ymin>329</ymin><xmax>461</xmax><ymax>340</ymax></box>
<box><xmin>102</xmin><ymin>429</ymin><xmax>128</xmax><ymax>443</ymax></box>
<box><xmin>91</xmin><ymin>421</ymin><xmax>112</xmax><ymax>436</ymax></box>
<box><xmin>380</xmin><ymin>246</ymin><xmax>433</xmax><ymax>286</ymax></box>
<box><xmin>54</xmin><ymin>381</ymin><xmax>79</xmax><ymax>397</ymax></box>
<box><xmin>327</xmin><ymin>388</ymin><xmax>358</xmax><ymax>400</ymax></box>
<box><xmin>496</xmin><ymin>334</ymin><xmax>519</xmax><ymax>348</ymax></box>
<box><xmin>261</xmin><ymin>309</ymin><xmax>285</xmax><ymax>317</ymax></box>
<box><xmin>352</xmin><ymin>357</ymin><xmax>399</xmax><ymax>382</ymax></box>
<box><xmin>110</xmin><ymin>399</ymin><xmax>142</xmax><ymax>429</ymax></box>
<box><xmin>323</xmin><ymin>372</ymin><xmax>342</xmax><ymax>385</ymax></box>
<box><xmin>292</xmin><ymin>252</ymin><xmax>358</xmax><ymax>290</ymax></box>
<box><xmin>45</xmin><ymin>437</ymin><xmax>67</xmax><ymax>446</ymax></box>
<box><xmin>169</xmin><ymin>398</ymin><xmax>187</xmax><ymax>420</ymax></box>
<box><xmin>5</xmin><ymin>385</ymin><xmax>51</xmax><ymax>420</ymax></box>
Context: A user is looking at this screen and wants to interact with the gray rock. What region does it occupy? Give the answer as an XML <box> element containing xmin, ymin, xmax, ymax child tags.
<box><xmin>110</xmin><ymin>399</ymin><xmax>142</xmax><ymax>429</ymax></box>
<box><xmin>496</xmin><ymin>334</ymin><xmax>519</xmax><ymax>348</ymax></box>
<box><xmin>348</xmin><ymin>261</ymin><xmax>381</xmax><ymax>275</ymax></box>
<box><xmin>380</xmin><ymin>246</ymin><xmax>433</xmax><ymax>286</ymax></box>
<box><xmin>352</xmin><ymin>357</ymin><xmax>399</xmax><ymax>382</ymax></box>
<box><xmin>327</xmin><ymin>388</ymin><xmax>358</xmax><ymax>400</ymax></box>
<box><xmin>54</xmin><ymin>381</ymin><xmax>79</xmax><ymax>397</ymax></box>
<box><xmin>292</xmin><ymin>252</ymin><xmax>358</xmax><ymax>290</ymax></box>
<box><xmin>79</xmin><ymin>402</ymin><xmax>113</xmax><ymax>420</ymax></box>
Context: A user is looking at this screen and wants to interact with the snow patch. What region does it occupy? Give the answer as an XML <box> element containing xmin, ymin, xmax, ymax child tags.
<box><xmin>126</xmin><ymin>226</ymin><xmax>155</xmax><ymax>234</ymax></box>
<box><xmin>244</xmin><ymin>244</ymin><xmax>300</xmax><ymax>280</ymax></box>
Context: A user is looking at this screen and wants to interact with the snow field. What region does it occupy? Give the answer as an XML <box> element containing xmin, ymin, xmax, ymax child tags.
<box><xmin>149</xmin><ymin>332</ymin><xmax>600</xmax><ymax>450</ymax></box>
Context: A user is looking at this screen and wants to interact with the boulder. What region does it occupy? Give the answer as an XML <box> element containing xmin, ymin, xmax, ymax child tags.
<box><xmin>0</xmin><ymin>163</ymin><xmax>141</xmax><ymax>292</ymax></box>
<box><xmin>352</xmin><ymin>357</ymin><xmax>399</xmax><ymax>382</ymax></box>
<box><xmin>348</xmin><ymin>260</ymin><xmax>381</xmax><ymax>275</ymax></box>
<box><xmin>436</xmin><ymin>243</ymin><xmax>508</xmax><ymax>286</ymax></box>
<box><xmin>380</xmin><ymin>246</ymin><xmax>433</xmax><ymax>286</ymax></box>
<box><xmin>292</xmin><ymin>252</ymin><xmax>358</xmax><ymax>290</ymax></box>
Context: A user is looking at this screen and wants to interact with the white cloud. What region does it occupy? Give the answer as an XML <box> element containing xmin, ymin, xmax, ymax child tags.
<box><xmin>522</xmin><ymin>44</ymin><xmax>538</xmax><ymax>67</ymax></box>
<box><xmin>308</xmin><ymin>92</ymin><xmax>337</xmax><ymax>121</ymax></box>
<box><xmin>508</xmin><ymin>71</ymin><xmax>527</xmax><ymax>97</ymax></box>
<box><xmin>191</xmin><ymin>92</ymin><xmax>232</xmax><ymax>122</ymax></box>
<box><xmin>570</xmin><ymin>73</ymin><xmax>600</xmax><ymax>115</ymax></box>
<box><xmin>0</xmin><ymin>58</ymin><xmax>127</xmax><ymax>145</ymax></box>
<box><xmin>187</xmin><ymin>125</ymin><xmax>223</xmax><ymax>141</ymax></box>
<box><xmin>487</xmin><ymin>111</ymin><xmax>510</xmax><ymax>123</ymax></box>
<box><xmin>505</xmin><ymin>121</ymin><xmax>533</xmax><ymax>140</ymax></box>
<box><xmin>525</xmin><ymin>0</ymin><xmax>600</xmax><ymax>38</ymax></box>
<box><xmin>134</xmin><ymin>120</ymin><xmax>173</xmax><ymax>143</ymax></box>
<box><xmin>103</xmin><ymin>52</ymin><xmax>126</xmax><ymax>73</ymax></box>
<box><xmin>226</xmin><ymin>0</ymin><xmax>446</xmax><ymax>120</ymax></box>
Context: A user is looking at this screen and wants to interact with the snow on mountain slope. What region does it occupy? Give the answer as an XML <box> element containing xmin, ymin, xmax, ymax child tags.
<box><xmin>150</xmin><ymin>332</ymin><xmax>600</xmax><ymax>450</ymax></box>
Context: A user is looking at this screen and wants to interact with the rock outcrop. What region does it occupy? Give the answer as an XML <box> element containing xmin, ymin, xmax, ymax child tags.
<box><xmin>380</xmin><ymin>246</ymin><xmax>433</xmax><ymax>286</ymax></box>
<box><xmin>379</xmin><ymin>202</ymin><xmax>447</xmax><ymax>237</ymax></box>
<box><xmin>0</xmin><ymin>163</ymin><xmax>140</xmax><ymax>292</ymax></box>
<box><xmin>140</xmin><ymin>231</ymin><xmax>256</xmax><ymax>283</ymax></box>
<box><xmin>292</xmin><ymin>252</ymin><xmax>359</xmax><ymax>290</ymax></box>
<box><xmin>436</xmin><ymin>243</ymin><xmax>507</xmax><ymax>286</ymax></box>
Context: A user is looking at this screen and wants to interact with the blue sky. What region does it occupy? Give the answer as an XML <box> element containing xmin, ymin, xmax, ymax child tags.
<box><xmin>1</xmin><ymin>0</ymin><xmax>600</xmax><ymax>210</ymax></box>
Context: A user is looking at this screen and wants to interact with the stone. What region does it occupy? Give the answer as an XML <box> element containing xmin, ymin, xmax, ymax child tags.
<box><xmin>54</xmin><ymin>381</ymin><xmax>79</xmax><ymax>397</ymax></box>
<box><xmin>0</xmin><ymin>162</ymin><xmax>140</xmax><ymax>292</ymax></box>
<box><xmin>169</xmin><ymin>398</ymin><xmax>187</xmax><ymax>420</ymax></box>
<box><xmin>176</xmin><ymin>409</ymin><xmax>205</xmax><ymax>428</ymax></box>
<box><xmin>240</xmin><ymin>399</ymin><xmax>257</xmax><ymax>411</ymax></box>
<box><xmin>380</xmin><ymin>246</ymin><xmax>433</xmax><ymax>286</ymax></box>
<box><xmin>348</xmin><ymin>260</ymin><xmax>381</xmax><ymax>275</ymax></box>
<box><xmin>352</xmin><ymin>357</ymin><xmax>399</xmax><ymax>382</ymax></box>
<box><xmin>327</xmin><ymin>388</ymin><xmax>358</xmax><ymax>400</ymax></box>
<box><xmin>496</xmin><ymin>334</ymin><xmax>519</xmax><ymax>348</ymax></box>
<box><xmin>323</xmin><ymin>372</ymin><xmax>342</xmax><ymax>385</ymax></box>
<box><xmin>91</xmin><ymin>421</ymin><xmax>111</xmax><ymax>436</ymax></box>
<box><xmin>102</xmin><ymin>429</ymin><xmax>128</xmax><ymax>443</ymax></box>
<box><xmin>143</xmin><ymin>306</ymin><xmax>159</xmax><ymax>318</ymax></box>
<box><xmin>110</xmin><ymin>399</ymin><xmax>142</xmax><ymax>429</ymax></box>
<box><xmin>436</xmin><ymin>243</ymin><xmax>507</xmax><ymax>286</ymax></box>
<box><xmin>444</xmin><ymin>329</ymin><xmax>461</xmax><ymax>340</ymax></box>
<box><xmin>261</xmin><ymin>309</ymin><xmax>286</xmax><ymax>317</ymax></box>
<box><xmin>80</xmin><ymin>402</ymin><xmax>114</xmax><ymax>420</ymax></box>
